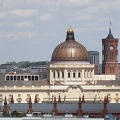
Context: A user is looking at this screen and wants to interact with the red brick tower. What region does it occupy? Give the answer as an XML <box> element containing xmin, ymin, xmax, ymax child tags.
<box><xmin>102</xmin><ymin>23</ymin><xmax>119</xmax><ymax>78</ymax></box>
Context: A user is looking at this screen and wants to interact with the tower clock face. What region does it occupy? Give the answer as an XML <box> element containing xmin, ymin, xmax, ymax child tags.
<box><xmin>109</xmin><ymin>45</ymin><xmax>114</xmax><ymax>50</ymax></box>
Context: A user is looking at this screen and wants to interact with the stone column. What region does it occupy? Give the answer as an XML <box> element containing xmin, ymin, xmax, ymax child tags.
<box><xmin>81</xmin><ymin>69</ymin><xmax>84</xmax><ymax>83</ymax></box>
<box><xmin>64</xmin><ymin>69</ymin><xmax>67</xmax><ymax>85</ymax></box>
<box><xmin>50</xmin><ymin>70</ymin><xmax>53</xmax><ymax>84</ymax></box>
<box><xmin>76</xmin><ymin>70</ymin><xmax>78</xmax><ymax>81</ymax></box>
<box><xmin>71</xmin><ymin>70</ymin><xmax>73</xmax><ymax>80</ymax></box>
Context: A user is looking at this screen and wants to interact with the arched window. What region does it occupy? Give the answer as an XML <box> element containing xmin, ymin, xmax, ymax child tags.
<box><xmin>73</xmin><ymin>72</ymin><xmax>75</xmax><ymax>78</ymax></box>
<box><xmin>53</xmin><ymin>72</ymin><xmax>55</xmax><ymax>78</ymax></box>
<box><xmin>62</xmin><ymin>72</ymin><xmax>64</xmax><ymax>78</ymax></box>
<box><xmin>78</xmin><ymin>72</ymin><xmax>81</xmax><ymax>78</ymax></box>
<box><xmin>58</xmin><ymin>72</ymin><xmax>59</xmax><ymax>78</ymax></box>
<box><xmin>68</xmin><ymin>72</ymin><xmax>70</xmax><ymax>78</ymax></box>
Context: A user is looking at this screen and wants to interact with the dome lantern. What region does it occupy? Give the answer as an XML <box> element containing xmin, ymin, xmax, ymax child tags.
<box><xmin>66</xmin><ymin>27</ymin><xmax>75</xmax><ymax>41</ymax></box>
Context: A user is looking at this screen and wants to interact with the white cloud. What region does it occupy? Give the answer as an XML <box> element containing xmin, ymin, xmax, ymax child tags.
<box><xmin>14</xmin><ymin>21</ymin><xmax>34</xmax><ymax>28</ymax></box>
<box><xmin>39</xmin><ymin>13</ymin><xmax>53</xmax><ymax>22</ymax></box>
<box><xmin>23</xmin><ymin>31</ymin><xmax>34</xmax><ymax>38</ymax></box>
<box><xmin>0</xmin><ymin>11</ymin><xmax>7</xmax><ymax>18</ymax></box>
<box><xmin>0</xmin><ymin>31</ymin><xmax>34</xmax><ymax>39</ymax></box>
<box><xmin>60</xmin><ymin>0</ymin><xmax>92</xmax><ymax>7</ymax></box>
<box><xmin>9</xmin><ymin>9</ymin><xmax>37</xmax><ymax>18</ymax></box>
<box><xmin>0</xmin><ymin>33</ymin><xmax>17</xmax><ymax>38</ymax></box>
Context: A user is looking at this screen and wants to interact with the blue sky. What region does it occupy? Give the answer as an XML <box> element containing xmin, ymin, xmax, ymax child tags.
<box><xmin>0</xmin><ymin>0</ymin><xmax>120</xmax><ymax>64</ymax></box>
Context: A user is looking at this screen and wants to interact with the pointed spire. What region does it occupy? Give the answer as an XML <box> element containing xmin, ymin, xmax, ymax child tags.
<box><xmin>34</xmin><ymin>95</ymin><xmax>37</xmax><ymax>103</ymax></box>
<box><xmin>106</xmin><ymin>95</ymin><xmax>109</xmax><ymax>103</ymax></box>
<box><xmin>106</xmin><ymin>21</ymin><xmax>114</xmax><ymax>39</ymax></box>
<box><xmin>4</xmin><ymin>96</ymin><xmax>7</xmax><ymax>104</ymax></box>
<box><xmin>28</xmin><ymin>96</ymin><xmax>32</xmax><ymax>112</ymax></box>
<box><xmin>58</xmin><ymin>94</ymin><xmax>61</xmax><ymax>103</ymax></box>
<box><xmin>78</xmin><ymin>96</ymin><xmax>82</xmax><ymax>109</ymax></box>
<box><xmin>11</xmin><ymin>95</ymin><xmax>14</xmax><ymax>103</ymax></box>
<box><xmin>29</xmin><ymin>96</ymin><xmax>32</xmax><ymax>103</ymax></box>
<box><xmin>54</xmin><ymin>96</ymin><xmax>56</xmax><ymax>103</ymax></box>
<box><xmin>82</xmin><ymin>95</ymin><xmax>85</xmax><ymax>103</ymax></box>
<box><xmin>79</xmin><ymin>96</ymin><xmax>82</xmax><ymax>103</ymax></box>
<box><xmin>4</xmin><ymin>96</ymin><xmax>7</xmax><ymax>111</ymax></box>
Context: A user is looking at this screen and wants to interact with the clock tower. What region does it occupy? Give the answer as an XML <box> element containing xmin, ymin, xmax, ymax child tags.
<box><xmin>102</xmin><ymin>25</ymin><xmax>119</xmax><ymax>78</ymax></box>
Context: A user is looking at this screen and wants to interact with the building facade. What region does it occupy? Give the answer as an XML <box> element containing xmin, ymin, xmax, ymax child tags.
<box><xmin>0</xmin><ymin>26</ymin><xmax>119</xmax><ymax>106</ymax></box>
<box><xmin>102</xmin><ymin>27</ymin><xmax>119</xmax><ymax>78</ymax></box>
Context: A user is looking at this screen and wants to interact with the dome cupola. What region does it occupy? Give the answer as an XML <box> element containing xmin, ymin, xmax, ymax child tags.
<box><xmin>51</xmin><ymin>27</ymin><xmax>89</xmax><ymax>61</ymax></box>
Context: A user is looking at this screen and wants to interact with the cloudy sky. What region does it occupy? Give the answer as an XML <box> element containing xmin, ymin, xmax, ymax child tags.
<box><xmin>0</xmin><ymin>0</ymin><xmax>120</xmax><ymax>64</ymax></box>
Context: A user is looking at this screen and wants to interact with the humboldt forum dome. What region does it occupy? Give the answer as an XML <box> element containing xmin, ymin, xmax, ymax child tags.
<box><xmin>51</xmin><ymin>27</ymin><xmax>89</xmax><ymax>62</ymax></box>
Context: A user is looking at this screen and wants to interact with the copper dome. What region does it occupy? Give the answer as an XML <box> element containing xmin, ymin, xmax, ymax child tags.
<box><xmin>51</xmin><ymin>27</ymin><xmax>89</xmax><ymax>61</ymax></box>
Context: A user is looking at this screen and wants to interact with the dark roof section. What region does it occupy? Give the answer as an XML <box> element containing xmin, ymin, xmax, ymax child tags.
<box><xmin>7</xmin><ymin>103</ymin><xmax>120</xmax><ymax>113</ymax></box>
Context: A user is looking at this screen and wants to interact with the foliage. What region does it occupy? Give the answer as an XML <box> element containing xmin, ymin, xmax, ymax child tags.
<box><xmin>11</xmin><ymin>110</ymin><xmax>26</xmax><ymax>117</ymax></box>
<box><xmin>2</xmin><ymin>110</ymin><xmax>10</xmax><ymax>117</ymax></box>
<box><xmin>5</xmin><ymin>61</ymin><xmax>48</xmax><ymax>68</ymax></box>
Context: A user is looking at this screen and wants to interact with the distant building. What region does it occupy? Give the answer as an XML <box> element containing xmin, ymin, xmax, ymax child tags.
<box><xmin>88</xmin><ymin>51</ymin><xmax>99</xmax><ymax>74</ymax></box>
<box><xmin>29</xmin><ymin>61</ymin><xmax>48</xmax><ymax>79</ymax></box>
<box><xmin>88</xmin><ymin>51</ymin><xmax>99</xmax><ymax>65</ymax></box>
<box><xmin>0</xmin><ymin>63</ymin><xmax>18</xmax><ymax>73</ymax></box>
<box><xmin>96</xmin><ymin>64</ymin><xmax>102</xmax><ymax>74</ymax></box>
<box><xmin>5</xmin><ymin>73</ymin><xmax>39</xmax><ymax>81</ymax></box>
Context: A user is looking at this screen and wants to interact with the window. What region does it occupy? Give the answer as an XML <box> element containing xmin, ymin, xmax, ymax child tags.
<box><xmin>6</xmin><ymin>76</ymin><xmax>9</xmax><ymax>80</ymax></box>
<box><xmin>62</xmin><ymin>72</ymin><xmax>64</xmax><ymax>78</ymax></box>
<box><xmin>68</xmin><ymin>72</ymin><xmax>70</xmax><ymax>78</ymax></box>
<box><xmin>78</xmin><ymin>72</ymin><xmax>81</xmax><ymax>78</ymax></box>
<box><xmin>35</xmin><ymin>76</ymin><xmax>38</xmax><ymax>80</ymax></box>
<box><xmin>21</xmin><ymin>76</ymin><xmax>24</xmax><ymax>81</ymax></box>
<box><xmin>53</xmin><ymin>72</ymin><xmax>55</xmax><ymax>78</ymax></box>
<box><xmin>10</xmin><ymin>76</ymin><xmax>13</xmax><ymax>80</ymax></box>
<box><xmin>32</xmin><ymin>76</ymin><xmax>34</xmax><ymax>80</ymax></box>
<box><xmin>18</xmin><ymin>94</ymin><xmax>21</xmax><ymax>98</ymax></box>
<box><xmin>0</xmin><ymin>94</ymin><xmax>2</xmax><ymax>98</ymax></box>
<box><xmin>28</xmin><ymin>76</ymin><xmax>31</xmax><ymax>80</ymax></box>
<box><xmin>58</xmin><ymin>72</ymin><xmax>59</xmax><ymax>78</ymax></box>
<box><xmin>18</xmin><ymin>76</ymin><xmax>20</xmax><ymax>80</ymax></box>
<box><xmin>27</xmin><ymin>94</ymin><xmax>30</xmax><ymax>98</ymax></box>
<box><xmin>36</xmin><ymin>94</ymin><xmax>39</xmax><ymax>98</ymax></box>
<box><xmin>14</xmin><ymin>76</ymin><xmax>17</xmax><ymax>80</ymax></box>
<box><xmin>18</xmin><ymin>100</ymin><xmax>21</xmax><ymax>103</ymax></box>
<box><xmin>73</xmin><ymin>72</ymin><xmax>75</xmax><ymax>78</ymax></box>
<box><xmin>116</xmin><ymin>100</ymin><xmax>119</xmax><ymax>103</ymax></box>
<box><xmin>9</xmin><ymin>94</ymin><xmax>12</xmax><ymax>97</ymax></box>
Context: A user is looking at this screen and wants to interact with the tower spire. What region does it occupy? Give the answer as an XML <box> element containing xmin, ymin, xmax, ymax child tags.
<box><xmin>106</xmin><ymin>21</ymin><xmax>114</xmax><ymax>39</ymax></box>
<box><xmin>109</xmin><ymin>21</ymin><xmax>112</xmax><ymax>34</ymax></box>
